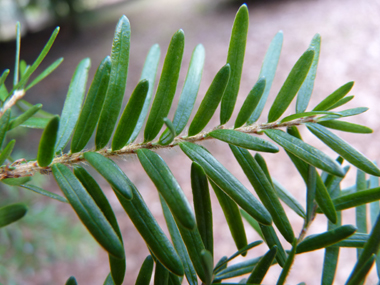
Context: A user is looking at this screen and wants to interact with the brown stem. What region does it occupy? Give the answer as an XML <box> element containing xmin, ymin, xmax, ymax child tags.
<box><xmin>0</xmin><ymin>116</ymin><xmax>316</xmax><ymax>181</ymax></box>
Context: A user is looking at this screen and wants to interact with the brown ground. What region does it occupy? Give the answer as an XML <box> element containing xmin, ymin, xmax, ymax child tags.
<box><xmin>3</xmin><ymin>0</ymin><xmax>380</xmax><ymax>284</ymax></box>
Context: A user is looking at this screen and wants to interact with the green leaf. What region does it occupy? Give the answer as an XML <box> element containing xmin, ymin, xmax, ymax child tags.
<box><xmin>19</xmin><ymin>60</ymin><xmax>29</xmax><ymax>79</ymax></box>
<box><xmin>71</xmin><ymin>56</ymin><xmax>111</xmax><ymax>153</ymax></box>
<box><xmin>369</xmin><ymin>171</ymin><xmax>380</xmax><ymax>226</ymax></box>
<box><xmin>259</xmin><ymin>224</ymin><xmax>287</xmax><ymax>267</ymax></box>
<box><xmin>160</xmin><ymin>195</ymin><xmax>204</xmax><ymax>281</ymax></box>
<box><xmin>8</xmin><ymin>103</ymin><xmax>42</xmax><ymax>130</ymax></box>
<box><xmin>267</xmin><ymin>49</ymin><xmax>314</xmax><ymax>123</ymax></box>
<box><xmin>83</xmin><ymin>152</ymin><xmax>133</xmax><ymax>200</ymax></box>
<box><xmin>144</xmin><ymin>30</ymin><xmax>184</xmax><ymax>142</ymax></box>
<box><xmin>214</xmin><ymin>257</ymin><xmax>262</xmax><ymax>282</ymax></box>
<box><xmin>214</xmin><ymin>240</ymin><xmax>263</xmax><ymax>273</ymax></box>
<box><xmin>168</xmin><ymin>273</ymin><xmax>182</xmax><ymax>285</ymax></box>
<box><xmin>272</xmin><ymin>179</ymin><xmax>306</xmax><ymax>218</ymax></box>
<box><xmin>317</xmin><ymin>120</ymin><xmax>373</xmax><ymax>134</ymax></box>
<box><xmin>95</xmin><ymin>16</ymin><xmax>131</xmax><ymax>149</ymax></box>
<box><xmin>210</xmin><ymin>180</ymin><xmax>248</xmax><ymax>252</ymax></box>
<box><xmin>179</xmin><ymin>142</ymin><xmax>272</xmax><ymax>225</ymax></box>
<box><xmin>347</xmin><ymin>212</ymin><xmax>380</xmax><ymax>283</ymax></box>
<box><xmin>55</xmin><ymin>58</ymin><xmax>91</xmax><ymax>153</ymax></box>
<box><xmin>230</xmin><ymin>145</ymin><xmax>294</xmax><ymax>243</ymax></box>
<box><xmin>12</xmin><ymin>27</ymin><xmax>60</xmax><ymax>93</ymax></box>
<box><xmin>200</xmin><ymin>249</ymin><xmax>214</xmax><ymax>285</ymax></box>
<box><xmin>154</xmin><ymin>261</ymin><xmax>169</xmax><ymax>285</ymax></box>
<box><xmin>13</xmin><ymin>22</ymin><xmax>21</xmax><ymax>86</ymax></box>
<box><xmin>313</xmin><ymin>81</ymin><xmax>354</xmax><ymax>111</ymax></box>
<box><xmin>20</xmin><ymin>117</ymin><xmax>50</xmax><ymax>129</ymax></box>
<box><xmin>305</xmin><ymin>166</ymin><xmax>317</xmax><ymax>225</ymax></box>
<box><xmin>0</xmin><ymin>83</ymin><xmax>7</xmax><ymax>102</ymax></box>
<box><xmin>51</xmin><ymin>163</ymin><xmax>124</xmax><ymax>259</ymax></box>
<box><xmin>209</xmin><ymin>129</ymin><xmax>279</xmax><ymax>153</ymax></box>
<box><xmin>2</xmin><ymin>177</ymin><xmax>31</xmax><ymax>185</ymax></box>
<box><xmin>103</xmin><ymin>273</ymin><xmax>115</xmax><ymax>285</ymax></box>
<box><xmin>220</xmin><ymin>4</ymin><xmax>249</xmax><ymax>124</ymax></box>
<box><xmin>26</xmin><ymin>57</ymin><xmax>64</xmax><ymax>91</ymax></box>
<box><xmin>317</xmin><ymin>107</ymin><xmax>368</xmax><ymax>122</ymax></box>
<box><xmin>0</xmin><ymin>109</ymin><xmax>11</xmax><ymax>147</ymax></box>
<box><xmin>326</xmin><ymin>187</ymin><xmax>380</xmax><ymax>212</ymax></box>
<box><xmin>191</xmin><ymin>162</ymin><xmax>213</xmax><ymax>256</ymax></box>
<box><xmin>17</xmin><ymin>99</ymin><xmax>54</xmax><ymax>118</ymax></box>
<box><xmin>332</xmin><ymin>233</ymin><xmax>368</xmax><ymax>248</ymax></box>
<box><xmin>137</xmin><ymin>148</ymin><xmax>195</xmax><ymax>230</ymax></box>
<box><xmin>0</xmin><ymin>139</ymin><xmax>15</xmax><ymax>166</ymax></box>
<box><xmin>254</xmin><ymin>152</ymin><xmax>274</xmax><ymax>186</ymax></box>
<box><xmin>234</xmin><ymin>77</ymin><xmax>266</xmax><ymax>128</ymax></box>
<box><xmin>159</xmin><ymin>118</ymin><xmax>176</xmax><ymax>146</ymax></box>
<box><xmin>296</xmin><ymin>225</ymin><xmax>357</xmax><ymax>254</ymax></box>
<box><xmin>240</xmin><ymin>209</ymin><xmax>264</xmax><ymax>240</ymax></box>
<box><xmin>304</xmin><ymin>161</ymin><xmax>337</xmax><ymax>222</ymax></box>
<box><xmin>307</xmin><ymin>123</ymin><xmax>380</xmax><ymax>176</ymax></box>
<box><xmin>321</xmin><ymin>171</ymin><xmax>342</xmax><ymax>285</ymax></box>
<box><xmin>285</xmin><ymin>126</ymin><xmax>338</xmax><ymax>224</ymax></box>
<box><xmin>280</xmin><ymin>111</ymin><xmax>340</xmax><ymax>123</ymax></box>
<box><xmin>214</xmin><ymin>256</ymin><xmax>228</xmax><ymax>275</ymax></box>
<box><xmin>248</xmin><ymin>31</ymin><xmax>283</xmax><ymax>124</ymax></box>
<box><xmin>296</xmin><ymin>34</ymin><xmax>321</xmax><ymax>113</ymax></box>
<box><xmin>188</xmin><ymin>64</ymin><xmax>231</xmax><ymax>136</ymax></box>
<box><xmin>368</xmin><ymin>173</ymin><xmax>380</xmax><ymax>278</ymax></box>
<box><xmin>0</xmin><ymin>69</ymin><xmax>10</xmax><ymax>89</ymax></box>
<box><xmin>160</xmin><ymin>44</ymin><xmax>205</xmax><ymax>144</ymax></box>
<box><xmin>355</xmin><ymin>169</ymin><xmax>368</xmax><ymax>258</ymax></box>
<box><xmin>174</xmin><ymin>223</ymin><xmax>207</xmax><ymax>283</ymax></box>
<box><xmin>108</xmin><ymin>253</ymin><xmax>125</xmax><ymax>284</ymax></box>
<box><xmin>128</xmin><ymin>44</ymin><xmax>161</xmax><ymax>143</ymax></box>
<box><xmin>323</xmin><ymin>164</ymin><xmax>348</xmax><ymax>194</ymax></box>
<box><xmin>74</xmin><ymin>166</ymin><xmax>125</xmax><ymax>285</ymax></box>
<box><xmin>276</xmin><ymin>239</ymin><xmax>297</xmax><ymax>285</ymax></box>
<box><xmin>112</xmin><ymin>79</ymin><xmax>149</xmax><ymax>150</ymax></box>
<box><xmin>247</xmin><ymin>246</ymin><xmax>277</xmax><ymax>284</ymax></box>
<box><xmin>160</xmin><ymin>194</ymin><xmax>198</xmax><ymax>285</ymax></box>
<box><xmin>65</xmin><ymin>276</ymin><xmax>77</xmax><ymax>285</ymax></box>
<box><xmin>115</xmin><ymin>180</ymin><xmax>184</xmax><ymax>277</ymax></box>
<box><xmin>265</xmin><ymin>128</ymin><xmax>344</xmax><ymax>177</ymax></box>
<box><xmin>346</xmin><ymin>254</ymin><xmax>376</xmax><ymax>285</ymax></box>
<box><xmin>322</xmin><ymin>229</ymin><xmax>341</xmax><ymax>284</ymax></box>
<box><xmin>0</xmin><ymin>203</ymin><xmax>27</xmax><ymax>228</ymax></box>
<box><xmin>19</xmin><ymin>184</ymin><xmax>67</xmax><ymax>203</ymax></box>
<box><xmin>37</xmin><ymin>116</ymin><xmax>59</xmax><ymax>167</ymax></box>
<box><xmin>136</xmin><ymin>255</ymin><xmax>154</xmax><ymax>285</ymax></box>
<box><xmin>326</xmin><ymin>95</ymin><xmax>354</xmax><ymax>111</ymax></box>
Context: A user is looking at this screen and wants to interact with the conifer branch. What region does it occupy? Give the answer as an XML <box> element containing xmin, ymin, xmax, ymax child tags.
<box><xmin>0</xmin><ymin>116</ymin><xmax>316</xmax><ymax>180</ymax></box>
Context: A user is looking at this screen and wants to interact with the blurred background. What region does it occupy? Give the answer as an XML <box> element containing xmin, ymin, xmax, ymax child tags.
<box><xmin>1</xmin><ymin>0</ymin><xmax>380</xmax><ymax>284</ymax></box>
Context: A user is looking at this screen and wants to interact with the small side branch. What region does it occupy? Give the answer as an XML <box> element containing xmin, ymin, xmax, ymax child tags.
<box><xmin>0</xmin><ymin>116</ymin><xmax>316</xmax><ymax>181</ymax></box>
<box><xmin>0</xmin><ymin>89</ymin><xmax>26</xmax><ymax>118</ymax></box>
